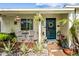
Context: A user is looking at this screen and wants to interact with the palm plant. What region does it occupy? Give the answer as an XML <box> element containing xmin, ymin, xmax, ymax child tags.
<box><xmin>2</xmin><ymin>41</ymin><xmax>15</xmax><ymax>55</ymax></box>
<box><xmin>70</xmin><ymin>19</ymin><xmax>79</xmax><ymax>53</ymax></box>
<box><xmin>19</xmin><ymin>43</ymin><xmax>29</xmax><ymax>55</ymax></box>
<box><xmin>58</xmin><ymin>18</ymin><xmax>79</xmax><ymax>53</ymax></box>
<box><xmin>33</xmin><ymin>43</ymin><xmax>44</xmax><ymax>53</ymax></box>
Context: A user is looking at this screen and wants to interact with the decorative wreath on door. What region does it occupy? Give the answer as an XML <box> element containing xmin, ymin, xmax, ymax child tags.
<box><xmin>48</xmin><ymin>22</ymin><xmax>54</xmax><ymax>28</ymax></box>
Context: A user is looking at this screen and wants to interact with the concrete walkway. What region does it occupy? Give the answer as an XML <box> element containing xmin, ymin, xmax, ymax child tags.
<box><xmin>47</xmin><ymin>42</ymin><xmax>67</xmax><ymax>56</ymax></box>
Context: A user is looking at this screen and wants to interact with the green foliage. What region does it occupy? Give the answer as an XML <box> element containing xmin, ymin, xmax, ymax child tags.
<box><xmin>73</xmin><ymin>19</ymin><xmax>79</xmax><ymax>25</ymax></box>
<box><xmin>69</xmin><ymin>20</ymin><xmax>79</xmax><ymax>42</ymax></box>
<box><xmin>0</xmin><ymin>33</ymin><xmax>16</xmax><ymax>41</ymax></box>
<box><xmin>70</xmin><ymin>25</ymin><xmax>76</xmax><ymax>38</ymax></box>
<box><xmin>59</xmin><ymin>38</ymin><xmax>69</xmax><ymax>48</ymax></box>
<box><xmin>58</xmin><ymin>19</ymin><xmax>79</xmax><ymax>39</ymax></box>
<box><xmin>33</xmin><ymin>43</ymin><xmax>44</xmax><ymax>52</ymax></box>
<box><xmin>2</xmin><ymin>41</ymin><xmax>15</xmax><ymax>54</ymax></box>
<box><xmin>58</xmin><ymin>19</ymin><xmax>68</xmax><ymax>25</ymax></box>
<box><xmin>19</xmin><ymin>43</ymin><xmax>29</xmax><ymax>55</ymax></box>
<box><xmin>11</xmin><ymin>37</ymin><xmax>17</xmax><ymax>43</ymax></box>
<box><xmin>72</xmin><ymin>53</ymin><xmax>79</xmax><ymax>56</ymax></box>
<box><xmin>34</xmin><ymin>14</ymin><xmax>44</xmax><ymax>21</ymax></box>
<box><xmin>34</xmin><ymin>14</ymin><xmax>44</xmax><ymax>25</ymax></box>
<box><xmin>0</xmin><ymin>33</ymin><xmax>10</xmax><ymax>41</ymax></box>
<box><xmin>58</xmin><ymin>19</ymin><xmax>79</xmax><ymax>49</ymax></box>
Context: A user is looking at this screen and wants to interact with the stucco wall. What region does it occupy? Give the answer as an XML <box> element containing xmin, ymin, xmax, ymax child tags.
<box><xmin>0</xmin><ymin>14</ymin><xmax>35</xmax><ymax>33</ymax></box>
<box><xmin>0</xmin><ymin>14</ymin><xmax>68</xmax><ymax>39</ymax></box>
<box><xmin>59</xmin><ymin>14</ymin><xmax>68</xmax><ymax>36</ymax></box>
<box><xmin>0</xmin><ymin>16</ymin><xmax>3</xmax><ymax>32</ymax></box>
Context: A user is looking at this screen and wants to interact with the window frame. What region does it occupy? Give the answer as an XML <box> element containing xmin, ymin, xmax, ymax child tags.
<box><xmin>21</xmin><ymin>19</ymin><xmax>33</xmax><ymax>31</ymax></box>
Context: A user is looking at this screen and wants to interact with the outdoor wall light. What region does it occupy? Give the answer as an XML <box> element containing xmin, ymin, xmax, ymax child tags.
<box><xmin>15</xmin><ymin>16</ymin><xmax>21</xmax><ymax>21</ymax></box>
<box><xmin>14</xmin><ymin>16</ymin><xmax>21</xmax><ymax>25</ymax></box>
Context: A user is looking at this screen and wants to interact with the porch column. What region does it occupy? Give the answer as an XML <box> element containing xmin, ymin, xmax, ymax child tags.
<box><xmin>38</xmin><ymin>19</ymin><xmax>42</xmax><ymax>44</ymax></box>
<box><xmin>68</xmin><ymin>13</ymin><xmax>75</xmax><ymax>48</ymax></box>
<box><xmin>34</xmin><ymin>13</ymin><xmax>43</xmax><ymax>45</ymax></box>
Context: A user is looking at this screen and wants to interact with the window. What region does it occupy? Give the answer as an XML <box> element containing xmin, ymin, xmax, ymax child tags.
<box><xmin>21</xmin><ymin>19</ymin><xmax>33</xmax><ymax>30</ymax></box>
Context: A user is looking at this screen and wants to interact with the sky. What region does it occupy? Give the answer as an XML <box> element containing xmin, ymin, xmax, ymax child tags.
<box><xmin>0</xmin><ymin>3</ymin><xmax>79</xmax><ymax>9</ymax></box>
<box><xmin>0</xmin><ymin>3</ymin><xmax>67</xmax><ymax>9</ymax></box>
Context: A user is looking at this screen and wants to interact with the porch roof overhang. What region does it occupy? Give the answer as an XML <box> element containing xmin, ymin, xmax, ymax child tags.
<box><xmin>0</xmin><ymin>8</ymin><xmax>75</xmax><ymax>15</ymax></box>
<box><xmin>66</xmin><ymin>6</ymin><xmax>79</xmax><ymax>8</ymax></box>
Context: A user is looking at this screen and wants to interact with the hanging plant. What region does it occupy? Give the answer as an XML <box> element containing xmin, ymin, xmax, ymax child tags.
<box><xmin>33</xmin><ymin>13</ymin><xmax>44</xmax><ymax>23</ymax></box>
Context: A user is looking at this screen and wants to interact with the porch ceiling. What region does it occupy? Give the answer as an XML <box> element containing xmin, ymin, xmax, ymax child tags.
<box><xmin>0</xmin><ymin>8</ymin><xmax>74</xmax><ymax>15</ymax></box>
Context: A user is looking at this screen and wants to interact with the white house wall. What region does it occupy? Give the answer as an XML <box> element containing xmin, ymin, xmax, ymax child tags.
<box><xmin>0</xmin><ymin>13</ymin><xmax>68</xmax><ymax>40</ymax></box>
<box><xmin>1</xmin><ymin>14</ymin><xmax>35</xmax><ymax>33</ymax></box>
<box><xmin>0</xmin><ymin>16</ymin><xmax>3</xmax><ymax>32</ymax></box>
<box><xmin>59</xmin><ymin>14</ymin><xmax>68</xmax><ymax>36</ymax></box>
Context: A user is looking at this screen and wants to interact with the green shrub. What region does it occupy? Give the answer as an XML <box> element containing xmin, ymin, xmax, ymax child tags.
<box><xmin>9</xmin><ymin>32</ymin><xmax>16</xmax><ymax>39</ymax></box>
<box><xmin>0</xmin><ymin>33</ymin><xmax>10</xmax><ymax>41</ymax></box>
<box><xmin>0</xmin><ymin>33</ymin><xmax>16</xmax><ymax>41</ymax></box>
<box><xmin>72</xmin><ymin>53</ymin><xmax>79</xmax><ymax>56</ymax></box>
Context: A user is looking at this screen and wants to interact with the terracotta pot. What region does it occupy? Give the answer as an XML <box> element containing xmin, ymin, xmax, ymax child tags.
<box><xmin>63</xmin><ymin>48</ymin><xmax>74</xmax><ymax>55</ymax></box>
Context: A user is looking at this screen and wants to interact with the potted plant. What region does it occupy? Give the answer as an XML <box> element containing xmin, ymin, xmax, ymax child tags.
<box><xmin>57</xmin><ymin>19</ymin><xmax>79</xmax><ymax>55</ymax></box>
<box><xmin>63</xmin><ymin>48</ymin><xmax>74</xmax><ymax>55</ymax></box>
<box><xmin>57</xmin><ymin>34</ymin><xmax>74</xmax><ymax>55</ymax></box>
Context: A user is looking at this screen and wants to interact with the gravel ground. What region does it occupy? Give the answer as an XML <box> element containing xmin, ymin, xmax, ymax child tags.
<box><xmin>0</xmin><ymin>42</ymin><xmax>67</xmax><ymax>56</ymax></box>
<box><xmin>0</xmin><ymin>49</ymin><xmax>48</xmax><ymax>56</ymax></box>
<box><xmin>27</xmin><ymin>49</ymin><xmax>48</xmax><ymax>56</ymax></box>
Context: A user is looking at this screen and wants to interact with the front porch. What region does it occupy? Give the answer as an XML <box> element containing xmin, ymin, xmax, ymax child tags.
<box><xmin>0</xmin><ymin>8</ymin><xmax>75</xmax><ymax>56</ymax></box>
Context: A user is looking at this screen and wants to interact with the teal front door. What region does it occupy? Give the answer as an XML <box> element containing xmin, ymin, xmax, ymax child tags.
<box><xmin>46</xmin><ymin>18</ymin><xmax>56</xmax><ymax>40</ymax></box>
